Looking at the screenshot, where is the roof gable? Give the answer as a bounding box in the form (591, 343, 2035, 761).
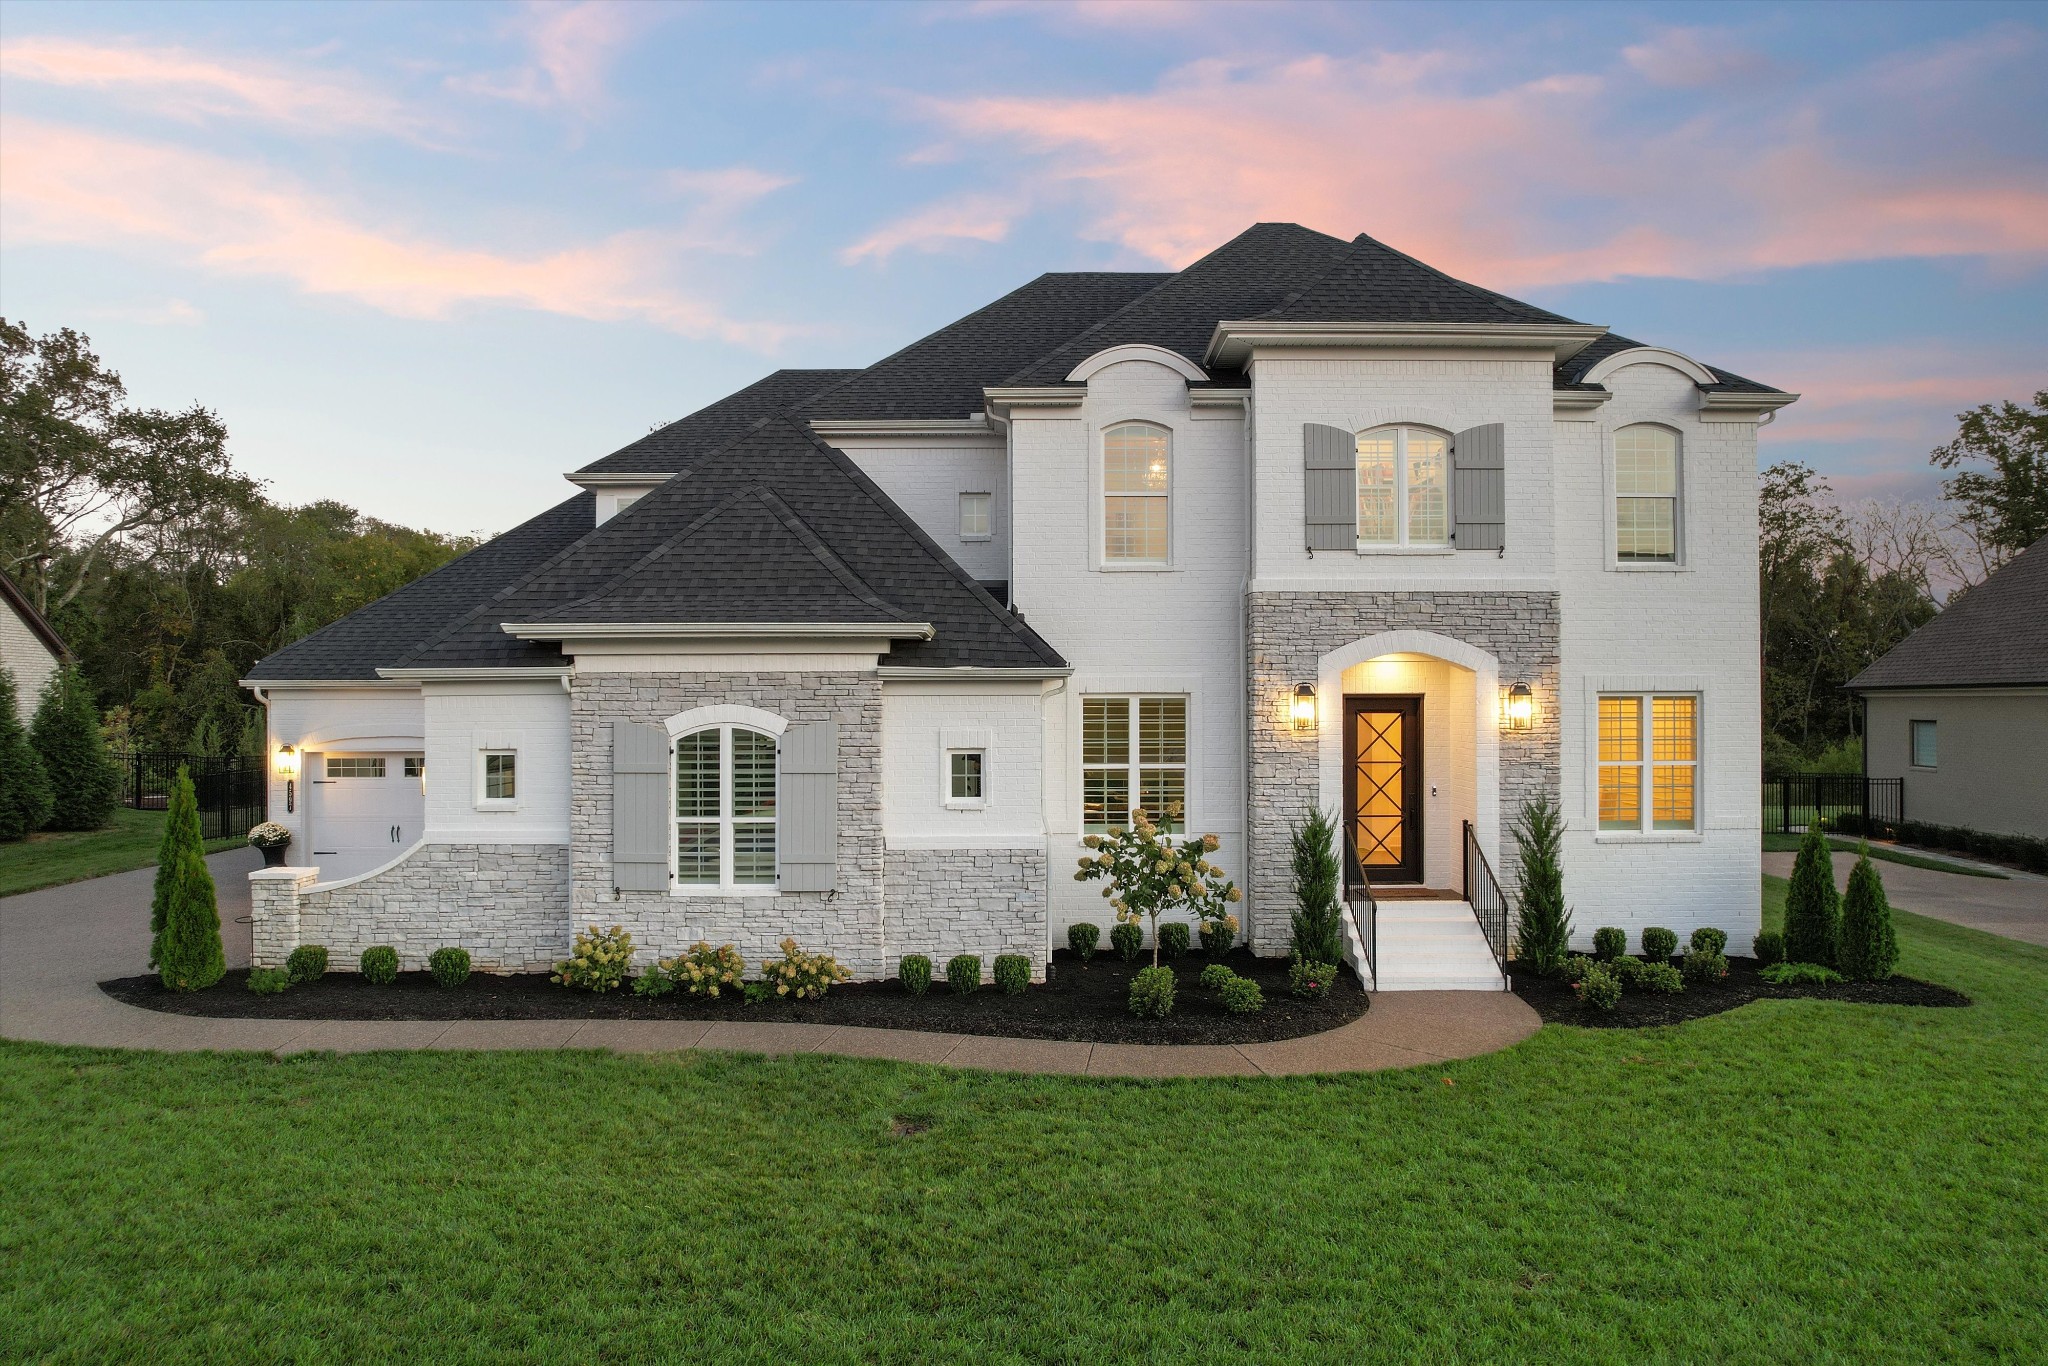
(1849, 537, 2048, 690)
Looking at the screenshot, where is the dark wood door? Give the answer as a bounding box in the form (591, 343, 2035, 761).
(1345, 696, 1423, 886)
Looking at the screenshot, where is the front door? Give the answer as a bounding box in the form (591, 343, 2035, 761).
(1345, 696, 1423, 886)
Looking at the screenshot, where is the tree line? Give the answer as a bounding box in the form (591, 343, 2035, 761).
(2, 319, 479, 759)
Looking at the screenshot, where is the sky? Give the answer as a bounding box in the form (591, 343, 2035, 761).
(2, 0, 2044, 539)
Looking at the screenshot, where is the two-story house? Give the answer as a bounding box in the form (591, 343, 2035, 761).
(242, 224, 1795, 990)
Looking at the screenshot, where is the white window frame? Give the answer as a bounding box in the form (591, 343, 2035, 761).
(945, 749, 987, 808)
(1595, 693, 1700, 836)
(1100, 420, 1172, 568)
(1081, 694, 1188, 833)
(1354, 425, 1451, 550)
(475, 750, 518, 811)
(1910, 719, 1937, 770)
(325, 756, 386, 779)
(671, 723, 780, 895)
(959, 491, 993, 542)
(1611, 423, 1684, 568)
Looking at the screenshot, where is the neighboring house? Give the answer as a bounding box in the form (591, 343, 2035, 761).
(0, 571, 70, 725)
(1848, 537, 2048, 839)
(242, 224, 1795, 990)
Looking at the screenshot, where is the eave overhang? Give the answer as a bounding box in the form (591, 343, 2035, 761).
(565, 472, 677, 489)
(1205, 320, 1610, 368)
(806, 416, 994, 440)
(501, 620, 936, 643)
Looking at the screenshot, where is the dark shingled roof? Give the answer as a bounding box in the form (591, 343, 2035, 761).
(578, 368, 859, 474)
(1554, 332, 1784, 396)
(1258, 233, 1579, 326)
(389, 416, 1066, 673)
(1001, 223, 1350, 387)
(244, 493, 597, 681)
(801, 272, 1170, 421)
(1848, 538, 2048, 690)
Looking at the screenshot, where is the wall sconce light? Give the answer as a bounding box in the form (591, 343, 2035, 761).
(1290, 682, 1318, 734)
(1504, 682, 1534, 732)
(275, 745, 298, 813)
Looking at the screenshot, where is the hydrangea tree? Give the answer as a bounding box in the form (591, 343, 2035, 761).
(1073, 804, 1241, 969)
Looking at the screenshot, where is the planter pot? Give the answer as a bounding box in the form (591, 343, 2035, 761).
(259, 844, 289, 868)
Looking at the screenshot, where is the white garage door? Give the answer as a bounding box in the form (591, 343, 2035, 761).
(306, 751, 426, 881)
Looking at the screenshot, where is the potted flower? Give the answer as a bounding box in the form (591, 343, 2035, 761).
(247, 822, 293, 867)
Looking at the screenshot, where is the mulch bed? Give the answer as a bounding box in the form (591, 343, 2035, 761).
(1510, 955, 1971, 1029)
(100, 947, 1368, 1045)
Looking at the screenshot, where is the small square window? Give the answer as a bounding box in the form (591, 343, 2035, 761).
(483, 751, 517, 800)
(949, 750, 985, 803)
(960, 492, 992, 540)
(403, 757, 425, 779)
(1910, 720, 1937, 769)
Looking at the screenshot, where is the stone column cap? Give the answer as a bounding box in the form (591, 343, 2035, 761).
(249, 866, 320, 885)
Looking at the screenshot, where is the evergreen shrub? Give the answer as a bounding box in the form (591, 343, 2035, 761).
(1592, 927, 1626, 961)
(151, 767, 223, 992)
(1640, 927, 1678, 962)
(899, 954, 932, 996)
(1110, 923, 1142, 962)
(28, 666, 120, 831)
(1752, 930, 1787, 965)
(1066, 923, 1100, 961)
(1511, 796, 1574, 973)
(946, 954, 982, 994)
(993, 954, 1031, 994)
(1158, 923, 1190, 960)
(1219, 976, 1264, 1014)
(428, 947, 471, 989)
(1838, 848, 1899, 981)
(0, 669, 53, 840)
(361, 946, 399, 985)
(1785, 826, 1841, 968)
(1128, 966, 1175, 1018)
(285, 945, 327, 984)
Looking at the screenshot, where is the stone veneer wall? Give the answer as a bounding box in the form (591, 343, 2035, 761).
(570, 672, 893, 979)
(1245, 591, 1561, 955)
(248, 843, 571, 971)
(884, 846, 1050, 979)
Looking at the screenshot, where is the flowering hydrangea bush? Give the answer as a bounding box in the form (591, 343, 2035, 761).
(1073, 804, 1241, 969)
(554, 924, 636, 993)
(662, 941, 746, 998)
(759, 937, 852, 1000)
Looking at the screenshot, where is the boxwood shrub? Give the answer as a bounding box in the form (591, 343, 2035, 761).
(1640, 927, 1677, 962)
(1753, 929, 1787, 965)
(1158, 923, 1190, 960)
(1110, 922, 1143, 962)
(1592, 926, 1626, 961)
(246, 967, 291, 995)
(428, 947, 471, 989)
(1219, 975, 1265, 1014)
(1577, 963, 1622, 1010)
(1066, 922, 1100, 961)
(946, 954, 982, 995)
(360, 945, 399, 985)
(1128, 965, 1175, 1018)
(1198, 963, 1236, 991)
(1690, 927, 1729, 957)
(1682, 948, 1729, 988)
(993, 954, 1030, 994)
(899, 954, 932, 996)
(285, 945, 328, 984)
(1638, 961, 1684, 995)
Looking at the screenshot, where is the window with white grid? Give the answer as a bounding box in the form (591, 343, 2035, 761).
(675, 726, 777, 887)
(1103, 423, 1170, 563)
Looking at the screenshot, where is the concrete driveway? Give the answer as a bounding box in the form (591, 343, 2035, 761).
(0, 849, 1541, 1073)
(1762, 847, 2048, 948)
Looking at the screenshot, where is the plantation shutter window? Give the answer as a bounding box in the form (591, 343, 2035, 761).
(1451, 422, 1506, 552)
(673, 724, 789, 890)
(1082, 696, 1187, 833)
(1303, 423, 1357, 551)
(1615, 425, 1679, 561)
(777, 721, 838, 892)
(612, 722, 672, 891)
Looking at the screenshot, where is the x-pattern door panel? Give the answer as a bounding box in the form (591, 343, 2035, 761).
(1345, 697, 1422, 886)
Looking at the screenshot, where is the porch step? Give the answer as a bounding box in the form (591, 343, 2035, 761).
(1368, 900, 1507, 992)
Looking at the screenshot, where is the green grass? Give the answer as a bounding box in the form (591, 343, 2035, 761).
(4, 883, 2045, 1363)
(1762, 832, 2007, 879)
(0, 807, 242, 898)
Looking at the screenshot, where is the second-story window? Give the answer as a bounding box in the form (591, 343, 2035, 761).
(959, 491, 992, 541)
(1103, 422, 1170, 564)
(1356, 426, 1449, 547)
(1615, 425, 1679, 562)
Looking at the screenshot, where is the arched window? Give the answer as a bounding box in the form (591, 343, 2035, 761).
(674, 725, 777, 887)
(1615, 425, 1679, 562)
(1103, 422, 1170, 563)
(1355, 426, 1449, 546)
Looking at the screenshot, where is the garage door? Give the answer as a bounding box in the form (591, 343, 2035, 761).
(307, 751, 426, 881)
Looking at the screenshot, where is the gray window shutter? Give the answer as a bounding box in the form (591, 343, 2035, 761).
(1303, 422, 1357, 551)
(611, 722, 671, 892)
(1451, 423, 1506, 552)
(777, 722, 838, 892)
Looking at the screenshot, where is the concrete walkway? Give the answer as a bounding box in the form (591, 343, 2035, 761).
(0, 849, 1539, 1077)
(1763, 846, 2048, 948)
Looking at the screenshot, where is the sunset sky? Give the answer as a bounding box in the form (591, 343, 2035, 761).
(3, 0, 2043, 537)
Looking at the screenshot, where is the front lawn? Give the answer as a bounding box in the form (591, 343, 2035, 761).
(1761, 831, 2006, 878)
(3, 881, 2043, 1363)
(0, 808, 243, 898)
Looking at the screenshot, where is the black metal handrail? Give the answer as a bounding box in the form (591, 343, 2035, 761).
(1347, 880, 1378, 989)
(1462, 820, 1511, 989)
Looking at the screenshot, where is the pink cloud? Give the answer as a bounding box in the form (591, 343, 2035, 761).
(841, 193, 1017, 264)
(451, 1, 655, 116)
(0, 35, 433, 138)
(857, 32, 2048, 288)
(0, 119, 796, 348)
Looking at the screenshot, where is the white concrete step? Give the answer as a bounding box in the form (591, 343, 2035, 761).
(1367, 900, 1506, 992)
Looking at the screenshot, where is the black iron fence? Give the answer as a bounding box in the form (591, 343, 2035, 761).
(114, 751, 268, 842)
(1762, 773, 1904, 835)
(1462, 820, 1512, 989)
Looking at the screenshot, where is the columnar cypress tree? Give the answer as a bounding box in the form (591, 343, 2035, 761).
(28, 666, 121, 832)
(154, 767, 224, 991)
(1838, 845, 1899, 981)
(1288, 807, 1344, 965)
(1512, 795, 1574, 973)
(1784, 824, 1841, 968)
(0, 669, 55, 840)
